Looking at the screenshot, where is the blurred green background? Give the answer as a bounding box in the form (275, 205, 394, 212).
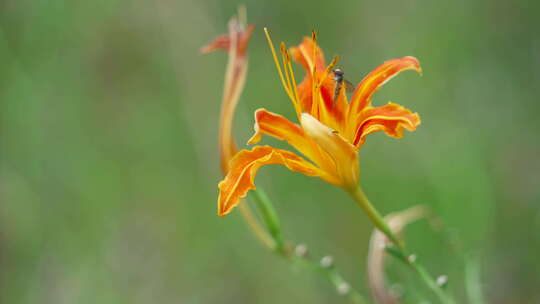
(1, 0, 539, 303)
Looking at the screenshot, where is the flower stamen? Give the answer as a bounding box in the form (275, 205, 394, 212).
(282, 45, 301, 116)
(311, 30, 319, 116)
(280, 43, 294, 99)
(264, 28, 302, 117)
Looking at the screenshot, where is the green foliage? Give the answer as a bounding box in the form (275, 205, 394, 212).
(0, 0, 539, 303)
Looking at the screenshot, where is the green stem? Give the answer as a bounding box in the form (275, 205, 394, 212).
(250, 189, 370, 303)
(251, 189, 285, 254)
(349, 186, 455, 304)
(411, 262, 454, 304)
(292, 255, 369, 304)
(348, 186, 404, 250)
(385, 245, 455, 304)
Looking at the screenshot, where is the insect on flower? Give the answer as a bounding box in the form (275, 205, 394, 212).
(217, 29, 422, 216)
(331, 68, 355, 103)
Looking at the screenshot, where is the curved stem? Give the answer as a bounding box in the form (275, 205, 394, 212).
(348, 186, 455, 304)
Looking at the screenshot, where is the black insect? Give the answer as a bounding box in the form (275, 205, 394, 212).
(332, 68, 355, 103)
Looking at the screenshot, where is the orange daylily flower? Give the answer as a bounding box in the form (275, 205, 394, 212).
(217, 29, 422, 216)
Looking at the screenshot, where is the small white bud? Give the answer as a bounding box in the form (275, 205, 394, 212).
(320, 255, 334, 268)
(436, 275, 448, 287)
(294, 244, 308, 257)
(337, 283, 350, 295)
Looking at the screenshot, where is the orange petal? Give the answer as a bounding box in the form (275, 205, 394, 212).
(248, 109, 336, 175)
(353, 102, 421, 146)
(201, 24, 255, 57)
(289, 37, 326, 74)
(296, 74, 315, 114)
(349, 57, 422, 116)
(200, 34, 230, 54)
(218, 146, 327, 216)
(300, 113, 359, 190)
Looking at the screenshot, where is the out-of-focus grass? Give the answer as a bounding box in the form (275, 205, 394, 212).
(0, 0, 539, 303)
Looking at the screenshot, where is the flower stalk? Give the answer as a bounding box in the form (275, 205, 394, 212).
(292, 253, 369, 304)
(249, 189, 369, 303)
(411, 262, 455, 304)
(367, 205, 429, 304)
(250, 189, 286, 254)
(348, 186, 404, 250)
(351, 186, 455, 304)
